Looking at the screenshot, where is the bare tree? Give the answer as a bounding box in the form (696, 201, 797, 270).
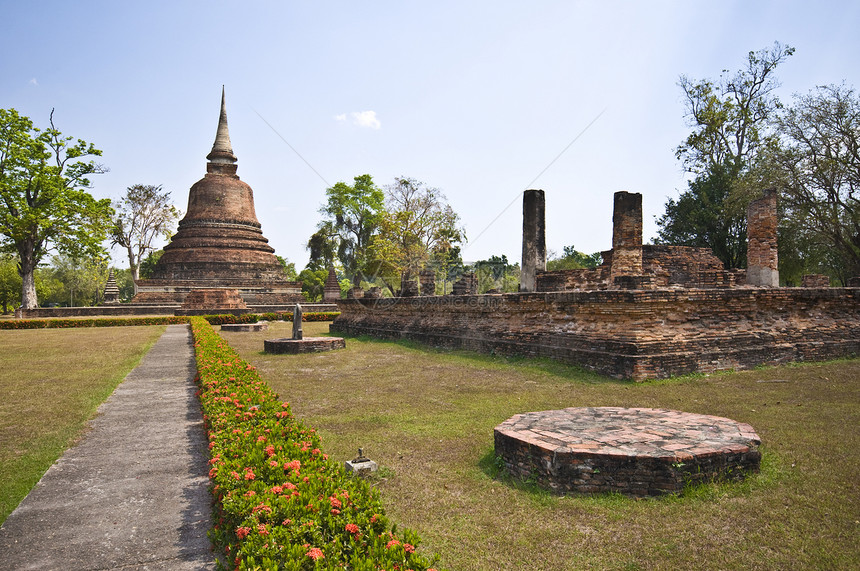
(111, 184, 180, 292)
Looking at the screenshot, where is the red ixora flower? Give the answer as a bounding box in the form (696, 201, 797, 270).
(345, 523, 359, 534)
(306, 547, 325, 560)
(236, 526, 251, 540)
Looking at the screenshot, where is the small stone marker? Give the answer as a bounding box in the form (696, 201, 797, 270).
(292, 303, 303, 340)
(344, 448, 378, 475)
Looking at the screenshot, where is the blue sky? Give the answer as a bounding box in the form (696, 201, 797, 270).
(2, 1, 858, 269)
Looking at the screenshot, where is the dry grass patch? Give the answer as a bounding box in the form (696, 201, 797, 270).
(0, 325, 166, 524)
(223, 321, 860, 570)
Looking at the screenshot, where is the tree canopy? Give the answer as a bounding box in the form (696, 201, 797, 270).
(754, 84, 860, 283)
(111, 184, 180, 288)
(0, 108, 111, 308)
(308, 174, 384, 286)
(546, 245, 602, 271)
(365, 177, 465, 295)
(657, 42, 794, 269)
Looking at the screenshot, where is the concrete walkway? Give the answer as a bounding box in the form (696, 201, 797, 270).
(0, 324, 215, 570)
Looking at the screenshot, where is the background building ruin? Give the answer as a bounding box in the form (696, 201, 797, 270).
(332, 189, 860, 381)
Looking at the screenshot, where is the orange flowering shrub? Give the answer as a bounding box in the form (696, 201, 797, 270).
(189, 317, 441, 570)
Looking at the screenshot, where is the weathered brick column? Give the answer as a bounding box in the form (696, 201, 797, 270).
(609, 191, 643, 282)
(419, 269, 436, 296)
(747, 189, 779, 287)
(520, 189, 546, 292)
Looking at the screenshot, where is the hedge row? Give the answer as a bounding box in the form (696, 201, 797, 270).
(189, 317, 441, 571)
(0, 312, 340, 330)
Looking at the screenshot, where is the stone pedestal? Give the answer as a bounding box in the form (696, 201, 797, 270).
(495, 407, 761, 496)
(263, 337, 346, 354)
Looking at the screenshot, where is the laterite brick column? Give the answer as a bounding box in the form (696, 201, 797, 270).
(520, 189, 546, 292)
(747, 188, 779, 287)
(609, 191, 643, 282)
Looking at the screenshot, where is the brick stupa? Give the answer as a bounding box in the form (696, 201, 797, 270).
(133, 88, 302, 306)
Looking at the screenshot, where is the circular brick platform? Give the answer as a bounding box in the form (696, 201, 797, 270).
(221, 322, 269, 332)
(264, 337, 346, 354)
(494, 407, 761, 496)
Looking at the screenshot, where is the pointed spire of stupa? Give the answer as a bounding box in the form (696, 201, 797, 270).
(206, 86, 237, 165)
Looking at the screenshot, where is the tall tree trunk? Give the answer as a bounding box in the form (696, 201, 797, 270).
(128, 245, 140, 295)
(18, 243, 38, 310)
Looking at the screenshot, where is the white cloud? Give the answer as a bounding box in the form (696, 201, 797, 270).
(351, 110, 380, 129)
(29, 78, 38, 86)
(335, 110, 381, 129)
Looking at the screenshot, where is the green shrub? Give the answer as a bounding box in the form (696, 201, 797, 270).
(189, 317, 441, 570)
(0, 312, 338, 330)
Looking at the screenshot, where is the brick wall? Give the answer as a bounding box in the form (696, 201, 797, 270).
(331, 288, 860, 381)
(536, 246, 744, 292)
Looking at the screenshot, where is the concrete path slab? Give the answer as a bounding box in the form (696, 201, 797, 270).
(0, 324, 215, 570)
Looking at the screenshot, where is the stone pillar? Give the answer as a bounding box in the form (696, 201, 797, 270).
(609, 191, 643, 282)
(400, 273, 419, 297)
(322, 267, 341, 302)
(801, 274, 830, 288)
(520, 189, 546, 292)
(419, 269, 436, 296)
(292, 303, 303, 340)
(747, 188, 779, 287)
(452, 273, 477, 295)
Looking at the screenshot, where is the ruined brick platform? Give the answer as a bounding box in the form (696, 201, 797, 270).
(263, 337, 346, 354)
(221, 322, 268, 332)
(331, 287, 860, 380)
(494, 407, 761, 497)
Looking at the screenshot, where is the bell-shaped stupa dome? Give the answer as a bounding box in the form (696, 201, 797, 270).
(133, 88, 302, 306)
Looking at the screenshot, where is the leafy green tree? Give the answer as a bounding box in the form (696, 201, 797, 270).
(308, 174, 384, 285)
(0, 253, 21, 313)
(428, 244, 464, 294)
(112, 267, 135, 301)
(546, 245, 602, 271)
(110, 184, 180, 291)
(657, 43, 794, 268)
(366, 177, 465, 295)
(762, 84, 860, 282)
(34, 266, 64, 306)
(471, 254, 520, 293)
(297, 267, 328, 302)
(275, 255, 298, 280)
(0, 108, 112, 308)
(138, 249, 163, 279)
(44, 253, 109, 306)
(656, 166, 748, 268)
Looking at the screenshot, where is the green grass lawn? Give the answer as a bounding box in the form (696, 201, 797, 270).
(222, 321, 860, 571)
(0, 325, 166, 525)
